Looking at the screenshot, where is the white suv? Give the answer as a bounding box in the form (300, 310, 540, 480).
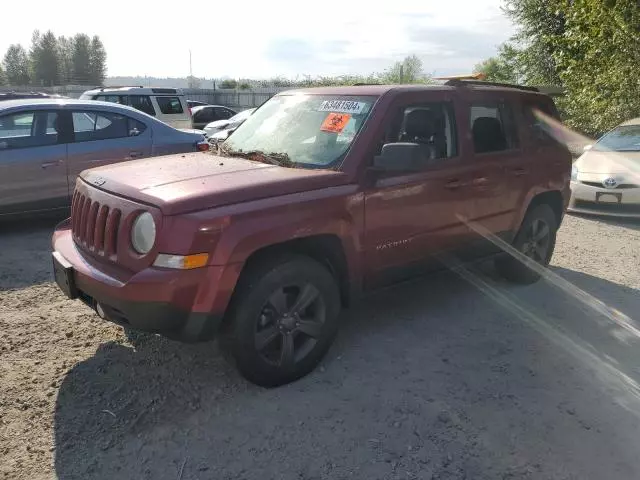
(80, 87, 192, 130)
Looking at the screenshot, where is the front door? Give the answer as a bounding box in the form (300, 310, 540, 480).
(66, 109, 152, 185)
(363, 92, 478, 288)
(0, 109, 69, 215)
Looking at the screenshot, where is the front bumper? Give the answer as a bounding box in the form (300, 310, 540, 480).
(568, 181, 640, 217)
(52, 222, 227, 342)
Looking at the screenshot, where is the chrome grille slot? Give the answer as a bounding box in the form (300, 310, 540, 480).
(71, 189, 122, 258)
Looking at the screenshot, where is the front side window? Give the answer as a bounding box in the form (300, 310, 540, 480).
(0, 111, 60, 149)
(129, 95, 156, 116)
(382, 102, 458, 160)
(156, 96, 184, 115)
(72, 111, 145, 142)
(470, 103, 519, 153)
(595, 125, 640, 152)
(223, 94, 376, 168)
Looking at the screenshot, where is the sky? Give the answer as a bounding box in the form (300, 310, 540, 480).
(2, 0, 514, 79)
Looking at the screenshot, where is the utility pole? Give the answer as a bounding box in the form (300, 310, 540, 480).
(188, 49, 193, 88)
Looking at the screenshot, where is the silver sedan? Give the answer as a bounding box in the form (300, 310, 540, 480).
(0, 99, 208, 218)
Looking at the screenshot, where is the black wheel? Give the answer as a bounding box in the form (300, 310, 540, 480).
(495, 204, 558, 284)
(223, 255, 341, 387)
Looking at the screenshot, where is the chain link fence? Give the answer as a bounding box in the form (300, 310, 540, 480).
(0, 85, 287, 110)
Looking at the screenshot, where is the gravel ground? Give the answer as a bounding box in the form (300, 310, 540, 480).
(1, 214, 639, 480)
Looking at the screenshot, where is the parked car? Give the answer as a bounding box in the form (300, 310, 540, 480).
(187, 100, 209, 110)
(0, 99, 208, 218)
(1, 91, 66, 101)
(569, 117, 640, 217)
(191, 105, 237, 130)
(206, 115, 252, 146)
(203, 108, 254, 137)
(52, 82, 571, 387)
(80, 87, 192, 129)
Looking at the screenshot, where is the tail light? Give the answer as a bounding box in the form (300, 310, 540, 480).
(197, 140, 209, 152)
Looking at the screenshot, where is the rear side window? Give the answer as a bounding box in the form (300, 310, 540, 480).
(470, 103, 519, 153)
(0, 111, 60, 149)
(96, 95, 126, 105)
(129, 95, 156, 116)
(523, 101, 558, 145)
(215, 107, 233, 120)
(156, 97, 184, 115)
(72, 111, 146, 142)
(193, 107, 215, 123)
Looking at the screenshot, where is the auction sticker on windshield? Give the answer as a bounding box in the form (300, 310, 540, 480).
(318, 100, 367, 114)
(321, 113, 351, 133)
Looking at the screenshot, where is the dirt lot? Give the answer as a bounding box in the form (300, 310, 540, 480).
(1, 214, 639, 480)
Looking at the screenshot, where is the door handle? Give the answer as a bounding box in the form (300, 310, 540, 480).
(129, 151, 144, 159)
(512, 168, 529, 177)
(444, 179, 464, 190)
(41, 161, 61, 169)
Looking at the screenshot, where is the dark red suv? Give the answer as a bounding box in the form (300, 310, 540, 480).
(52, 81, 572, 386)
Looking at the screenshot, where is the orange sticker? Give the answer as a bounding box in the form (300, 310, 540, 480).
(320, 113, 351, 133)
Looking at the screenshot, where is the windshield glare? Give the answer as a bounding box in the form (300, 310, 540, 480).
(223, 94, 376, 168)
(595, 125, 640, 152)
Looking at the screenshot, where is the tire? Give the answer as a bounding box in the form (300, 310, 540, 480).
(222, 255, 341, 387)
(495, 204, 558, 284)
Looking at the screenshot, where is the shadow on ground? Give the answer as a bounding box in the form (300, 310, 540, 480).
(54, 264, 640, 480)
(0, 214, 67, 290)
(569, 212, 640, 231)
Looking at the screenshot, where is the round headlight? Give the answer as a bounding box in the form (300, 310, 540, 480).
(131, 212, 156, 254)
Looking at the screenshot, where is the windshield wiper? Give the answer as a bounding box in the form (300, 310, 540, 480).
(218, 146, 294, 167)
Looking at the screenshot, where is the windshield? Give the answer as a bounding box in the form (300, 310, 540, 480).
(222, 94, 376, 168)
(595, 125, 640, 152)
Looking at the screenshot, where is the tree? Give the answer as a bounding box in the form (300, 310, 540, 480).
(31, 30, 61, 86)
(503, 0, 566, 85)
(57, 36, 74, 84)
(0, 64, 6, 86)
(552, 0, 640, 136)
(473, 43, 521, 83)
(380, 55, 428, 84)
(220, 79, 237, 89)
(71, 34, 91, 84)
(89, 36, 107, 85)
(2, 44, 30, 85)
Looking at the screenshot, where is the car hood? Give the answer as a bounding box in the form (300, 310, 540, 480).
(576, 150, 640, 174)
(204, 119, 230, 130)
(81, 153, 349, 215)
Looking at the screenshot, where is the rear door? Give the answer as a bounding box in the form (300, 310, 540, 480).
(66, 109, 152, 183)
(152, 95, 191, 129)
(0, 109, 69, 215)
(459, 89, 523, 254)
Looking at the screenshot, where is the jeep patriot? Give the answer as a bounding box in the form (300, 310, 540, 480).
(52, 82, 572, 386)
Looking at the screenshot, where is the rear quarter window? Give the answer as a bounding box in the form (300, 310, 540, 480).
(156, 97, 184, 115)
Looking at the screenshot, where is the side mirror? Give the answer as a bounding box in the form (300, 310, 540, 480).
(372, 143, 428, 172)
(583, 144, 593, 152)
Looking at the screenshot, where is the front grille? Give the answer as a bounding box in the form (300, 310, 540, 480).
(580, 181, 639, 189)
(71, 191, 122, 257)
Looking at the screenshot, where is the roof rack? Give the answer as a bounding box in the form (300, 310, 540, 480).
(98, 86, 144, 91)
(444, 79, 539, 92)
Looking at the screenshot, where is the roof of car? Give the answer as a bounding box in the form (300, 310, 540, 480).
(280, 82, 546, 96)
(621, 117, 640, 126)
(191, 104, 231, 111)
(0, 98, 147, 113)
(82, 86, 185, 95)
